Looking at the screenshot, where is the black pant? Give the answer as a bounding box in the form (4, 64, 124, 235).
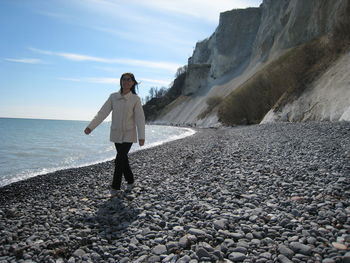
(112, 142, 134, 190)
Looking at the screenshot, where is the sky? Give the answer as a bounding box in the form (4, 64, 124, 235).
(0, 0, 262, 121)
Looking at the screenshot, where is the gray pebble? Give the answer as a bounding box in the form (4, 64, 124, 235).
(196, 248, 211, 259)
(277, 255, 293, 263)
(1, 122, 349, 263)
(289, 242, 312, 255)
(278, 244, 294, 258)
(228, 252, 246, 262)
(152, 244, 167, 255)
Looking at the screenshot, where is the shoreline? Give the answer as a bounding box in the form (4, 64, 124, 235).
(0, 125, 196, 188)
(0, 122, 349, 262)
(0, 127, 197, 199)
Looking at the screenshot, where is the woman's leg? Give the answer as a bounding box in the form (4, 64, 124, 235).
(112, 143, 133, 189)
(112, 146, 122, 190)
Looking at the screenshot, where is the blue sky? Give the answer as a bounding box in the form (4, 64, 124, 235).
(0, 0, 262, 121)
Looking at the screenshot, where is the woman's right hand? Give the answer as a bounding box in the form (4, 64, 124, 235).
(84, 127, 92, 135)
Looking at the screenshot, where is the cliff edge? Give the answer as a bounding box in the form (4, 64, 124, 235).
(145, 0, 350, 126)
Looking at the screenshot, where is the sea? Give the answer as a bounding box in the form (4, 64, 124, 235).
(0, 118, 195, 187)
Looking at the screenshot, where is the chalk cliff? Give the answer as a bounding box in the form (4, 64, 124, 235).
(261, 51, 350, 123)
(148, 0, 350, 126)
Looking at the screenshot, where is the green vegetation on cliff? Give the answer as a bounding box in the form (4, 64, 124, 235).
(143, 71, 186, 121)
(218, 1, 350, 126)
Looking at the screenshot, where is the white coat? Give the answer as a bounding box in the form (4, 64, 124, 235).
(87, 91, 145, 143)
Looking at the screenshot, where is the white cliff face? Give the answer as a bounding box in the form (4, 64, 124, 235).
(155, 96, 210, 127)
(261, 52, 350, 123)
(210, 8, 262, 79)
(251, 0, 347, 62)
(341, 107, 350, 121)
(155, 0, 350, 126)
(189, 8, 261, 82)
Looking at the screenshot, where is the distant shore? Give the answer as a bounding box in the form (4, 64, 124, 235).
(0, 122, 349, 262)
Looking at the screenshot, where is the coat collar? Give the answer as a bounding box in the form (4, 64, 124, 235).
(117, 91, 133, 100)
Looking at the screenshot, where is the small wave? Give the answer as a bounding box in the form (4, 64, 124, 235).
(12, 152, 47, 158)
(131, 127, 196, 153)
(0, 157, 116, 187)
(0, 126, 196, 187)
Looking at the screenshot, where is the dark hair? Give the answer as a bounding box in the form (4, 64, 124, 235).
(120, 72, 138, 94)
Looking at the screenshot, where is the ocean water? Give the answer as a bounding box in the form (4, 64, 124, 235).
(0, 118, 195, 187)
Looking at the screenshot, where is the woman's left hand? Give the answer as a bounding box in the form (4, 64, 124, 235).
(84, 127, 92, 135)
(139, 139, 145, 146)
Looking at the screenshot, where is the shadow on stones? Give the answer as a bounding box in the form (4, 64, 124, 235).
(35, 197, 140, 261)
(92, 196, 139, 240)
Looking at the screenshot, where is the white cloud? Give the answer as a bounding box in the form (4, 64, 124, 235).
(36, 10, 73, 22)
(59, 77, 118, 84)
(118, 58, 180, 72)
(93, 25, 195, 48)
(59, 76, 170, 86)
(81, 0, 261, 23)
(58, 53, 108, 62)
(139, 78, 171, 86)
(30, 47, 181, 72)
(4, 58, 45, 64)
(114, 0, 262, 23)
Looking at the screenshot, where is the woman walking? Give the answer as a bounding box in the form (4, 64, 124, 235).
(84, 73, 145, 197)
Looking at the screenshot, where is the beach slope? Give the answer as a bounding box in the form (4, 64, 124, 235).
(0, 122, 349, 262)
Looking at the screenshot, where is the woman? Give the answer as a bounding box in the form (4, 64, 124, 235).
(84, 73, 145, 197)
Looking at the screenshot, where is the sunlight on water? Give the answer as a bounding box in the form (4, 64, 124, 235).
(0, 118, 195, 187)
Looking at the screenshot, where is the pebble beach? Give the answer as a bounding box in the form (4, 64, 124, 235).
(0, 122, 349, 263)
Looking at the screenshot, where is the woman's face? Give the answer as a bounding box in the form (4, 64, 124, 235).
(121, 74, 135, 92)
